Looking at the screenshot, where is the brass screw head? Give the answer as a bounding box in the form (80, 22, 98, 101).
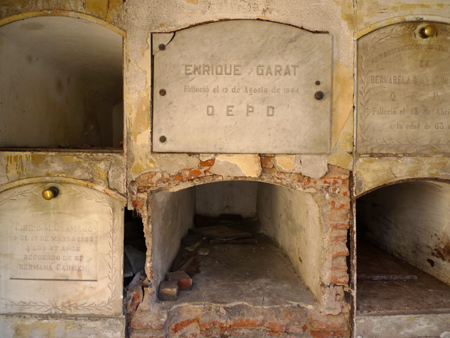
(42, 189, 55, 200)
(421, 25, 436, 38)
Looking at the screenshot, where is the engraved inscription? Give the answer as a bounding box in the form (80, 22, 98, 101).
(10, 212, 98, 281)
(153, 20, 332, 154)
(357, 22, 450, 154)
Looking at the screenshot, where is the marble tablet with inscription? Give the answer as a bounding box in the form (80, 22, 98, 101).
(152, 20, 332, 154)
(357, 22, 450, 154)
(0, 183, 124, 316)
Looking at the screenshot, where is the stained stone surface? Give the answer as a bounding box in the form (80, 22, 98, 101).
(153, 20, 332, 154)
(0, 183, 124, 316)
(357, 22, 450, 154)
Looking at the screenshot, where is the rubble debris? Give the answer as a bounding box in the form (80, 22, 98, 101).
(198, 247, 211, 255)
(166, 271, 192, 290)
(158, 280, 178, 301)
(190, 225, 252, 241)
(357, 273, 418, 281)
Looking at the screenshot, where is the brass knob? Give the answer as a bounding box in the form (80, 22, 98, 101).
(42, 187, 59, 200)
(420, 25, 436, 38)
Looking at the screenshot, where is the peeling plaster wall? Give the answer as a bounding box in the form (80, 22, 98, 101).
(195, 181, 257, 218)
(357, 181, 450, 285)
(150, 188, 195, 288)
(257, 184, 322, 301)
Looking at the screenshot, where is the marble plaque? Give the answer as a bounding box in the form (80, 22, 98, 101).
(0, 183, 124, 316)
(152, 20, 332, 154)
(357, 22, 450, 154)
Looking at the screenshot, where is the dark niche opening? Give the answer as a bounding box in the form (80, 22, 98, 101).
(356, 181, 450, 315)
(149, 181, 321, 307)
(0, 16, 123, 150)
(123, 209, 146, 288)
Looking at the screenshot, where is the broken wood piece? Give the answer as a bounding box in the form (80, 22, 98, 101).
(210, 238, 258, 245)
(190, 225, 252, 241)
(158, 280, 178, 301)
(357, 273, 418, 281)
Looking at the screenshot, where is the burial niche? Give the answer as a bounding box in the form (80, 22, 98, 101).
(149, 181, 322, 306)
(0, 16, 123, 149)
(356, 181, 450, 315)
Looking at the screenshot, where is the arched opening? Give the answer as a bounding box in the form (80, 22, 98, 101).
(149, 180, 321, 306)
(356, 180, 450, 315)
(0, 16, 123, 149)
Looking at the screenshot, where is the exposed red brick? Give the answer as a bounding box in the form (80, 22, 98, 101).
(231, 318, 264, 328)
(342, 191, 349, 197)
(262, 166, 277, 174)
(330, 209, 349, 223)
(199, 319, 228, 330)
(132, 199, 144, 210)
(137, 186, 149, 193)
(174, 173, 183, 182)
(309, 313, 346, 331)
(170, 318, 199, 333)
(331, 243, 349, 258)
(331, 271, 349, 284)
(331, 223, 350, 230)
(199, 328, 214, 337)
(261, 158, 274, 169)
(286, 324, 306, 334)
(188, 169, 202, 180)
(310, 330, 347, 338)
(266, 321, 286, 332)
(331, 257, 348, 272)
(331, 235, 347, 244)
(200, 159, 215, 167)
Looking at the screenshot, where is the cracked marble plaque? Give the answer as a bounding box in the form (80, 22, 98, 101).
(0, 183, 124, 315)
(153, 20, 332, 154)
(357, 22, 450, 154)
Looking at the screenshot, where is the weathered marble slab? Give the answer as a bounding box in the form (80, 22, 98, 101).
(357, 22, 450, 154)
(152, 20, 332, 154)
(0, 183, 124, 316)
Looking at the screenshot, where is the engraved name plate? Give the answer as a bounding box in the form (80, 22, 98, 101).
(0, 183, 124, 316)
(357, 22, 450, 154)
(10, 212, 98, 281)
(153, 20, 332, 154)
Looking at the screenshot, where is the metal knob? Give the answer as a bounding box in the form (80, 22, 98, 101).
(42, 187, 59, 200)
(420, 25, 436, 38)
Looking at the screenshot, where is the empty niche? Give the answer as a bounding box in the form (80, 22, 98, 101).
(356, 181, 450, 315)
(0, 16, 123, 149)
(149, 181, 321, 307)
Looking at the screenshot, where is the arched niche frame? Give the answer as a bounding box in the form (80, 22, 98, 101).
(0, 12, 126, 150)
